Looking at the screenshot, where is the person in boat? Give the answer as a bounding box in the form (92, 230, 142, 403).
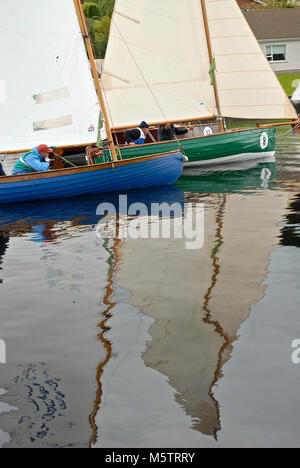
(124, 121, 150, 146)
(0, 162, 5, 176)
(158, 123, 194, 142)
(12, 145, 56, 175)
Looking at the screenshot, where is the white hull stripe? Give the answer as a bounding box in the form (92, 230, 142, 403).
(184, 151, 276, 167)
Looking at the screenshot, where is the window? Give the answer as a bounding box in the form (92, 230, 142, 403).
(266, 45, 287, 62)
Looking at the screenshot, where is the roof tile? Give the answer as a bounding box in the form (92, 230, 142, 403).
(244, 8, 300, 40)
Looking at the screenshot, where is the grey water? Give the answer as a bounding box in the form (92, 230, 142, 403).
(0, 129, 300, 448)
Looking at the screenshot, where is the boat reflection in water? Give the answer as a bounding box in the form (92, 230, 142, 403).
(92, 158, 295, 447)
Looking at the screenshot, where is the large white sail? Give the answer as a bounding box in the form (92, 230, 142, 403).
(0, 0, 103, 153)
(206, 0, 297, 120)
(102, 0, 216, 128)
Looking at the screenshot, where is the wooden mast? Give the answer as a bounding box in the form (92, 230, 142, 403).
(73, 0, 118, 162)
(200, 0, 224, 133)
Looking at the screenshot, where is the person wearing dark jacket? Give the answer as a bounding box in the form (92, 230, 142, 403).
(124, 121, 150, 146)
(0, 162, 5, 176)
(158, 123, 193, 142)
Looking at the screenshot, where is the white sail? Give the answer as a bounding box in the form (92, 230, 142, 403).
(292, 82, 300, 104)
(102, 0, 216, 128)
(206, 0, 297, 120)
(0, 0, 104, 153)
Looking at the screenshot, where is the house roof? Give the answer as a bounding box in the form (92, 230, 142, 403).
(244, 8, 300, 40)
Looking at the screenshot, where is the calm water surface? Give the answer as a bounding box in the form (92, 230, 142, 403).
(0, 129, 300, 448)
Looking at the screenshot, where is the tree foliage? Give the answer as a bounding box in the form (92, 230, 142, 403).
(81, 0, 115, 58)
(263, 0, 298, 8)
(82, 2, 100, 18)
(245, 0, 298, 9)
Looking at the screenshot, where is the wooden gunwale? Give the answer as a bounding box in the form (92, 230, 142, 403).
(0, 151, 180, 184)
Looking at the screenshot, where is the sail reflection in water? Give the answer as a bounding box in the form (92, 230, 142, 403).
(91, 157, 299, 448)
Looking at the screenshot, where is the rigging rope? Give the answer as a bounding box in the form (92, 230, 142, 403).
(278, 121, 300, 137)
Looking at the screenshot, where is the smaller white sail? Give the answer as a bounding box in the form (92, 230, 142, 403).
(206, 0, 298, 121)
(292, 82, 300, 104)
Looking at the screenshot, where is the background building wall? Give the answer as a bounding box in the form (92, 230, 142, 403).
(259, 39, 300, 72)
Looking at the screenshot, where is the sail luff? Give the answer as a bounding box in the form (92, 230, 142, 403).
(73, 0, 118, 162)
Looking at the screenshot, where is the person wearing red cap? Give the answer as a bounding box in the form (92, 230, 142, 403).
(12, 145, 56, 175)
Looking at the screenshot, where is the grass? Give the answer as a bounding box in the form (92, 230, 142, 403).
(277, 73, 300, 97)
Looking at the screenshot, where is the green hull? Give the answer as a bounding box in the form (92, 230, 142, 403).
(105, 127, 276, 165)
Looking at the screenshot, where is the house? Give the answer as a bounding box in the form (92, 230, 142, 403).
(244, 8, 300, 73)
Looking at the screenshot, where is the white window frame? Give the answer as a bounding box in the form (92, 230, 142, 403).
(265, 44, 287, 63)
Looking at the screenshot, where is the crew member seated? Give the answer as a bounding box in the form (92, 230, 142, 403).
(12, 145, 56, 175)
(158, 123, 194, 142)
(124, 121, 150, 146)
(0, 162, 5, 176)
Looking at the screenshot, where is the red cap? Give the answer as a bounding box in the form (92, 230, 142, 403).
(37, 144, 54, 154)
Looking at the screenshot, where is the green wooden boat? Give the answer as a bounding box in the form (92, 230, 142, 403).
(103, 127, 276, 166)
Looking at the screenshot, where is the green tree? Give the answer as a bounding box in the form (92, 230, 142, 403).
(81, 0, 115, 58)
(98, 0, 115, 17)
(82, 2, 100, 19)
(93, 15, 111, 58)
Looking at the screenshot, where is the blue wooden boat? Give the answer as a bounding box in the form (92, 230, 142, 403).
(0, 151, 183, 204)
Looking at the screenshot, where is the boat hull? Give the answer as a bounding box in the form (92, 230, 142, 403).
(112, 127, 277, 166)
(0, 152, 183, 204)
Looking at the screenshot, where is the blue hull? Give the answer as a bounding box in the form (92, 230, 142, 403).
(0, 152, 183, 204)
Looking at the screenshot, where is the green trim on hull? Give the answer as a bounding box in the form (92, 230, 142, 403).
(107, 128, 276, 164)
